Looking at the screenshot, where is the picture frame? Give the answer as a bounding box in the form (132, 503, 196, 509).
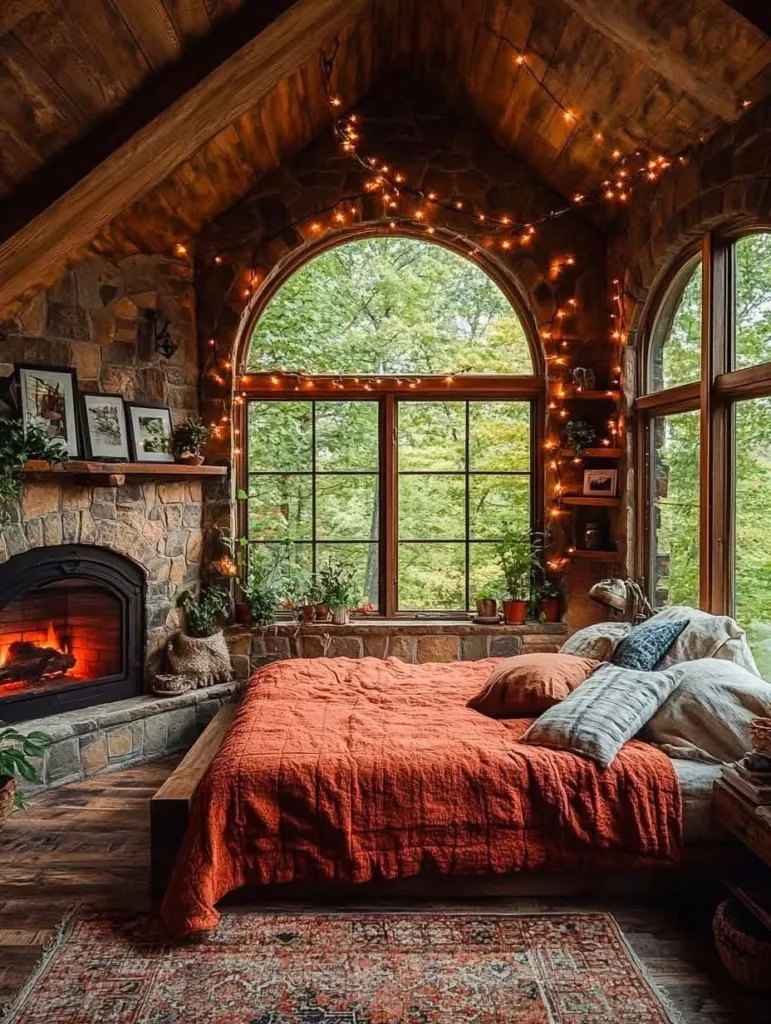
(14, 363, 82, 458)
(126, 403, 175, 464)
(81, 392, 130, 462)
(583, 468, 618, 497)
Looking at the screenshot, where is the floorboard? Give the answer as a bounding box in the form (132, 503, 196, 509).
(0, 757, 769, 1022)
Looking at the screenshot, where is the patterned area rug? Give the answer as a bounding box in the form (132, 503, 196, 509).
(4, 910, 682, 1023)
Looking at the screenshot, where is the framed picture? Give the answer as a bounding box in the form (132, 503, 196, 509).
(583, 468, 618, 497)
(127, 403, 175, 463)
(15, 363, 81, 457)
(81, 392, 130, 461)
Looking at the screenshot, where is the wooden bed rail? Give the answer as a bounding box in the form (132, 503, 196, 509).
(150, 702, 236, 901)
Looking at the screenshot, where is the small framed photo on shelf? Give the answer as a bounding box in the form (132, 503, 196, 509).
(81, 392, 130, 461)
(583, 468, 618, 497)
(127, 403, 175, 463)
(15, 363, 82, 457)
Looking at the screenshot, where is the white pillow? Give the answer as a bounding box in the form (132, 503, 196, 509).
(642, 658, 771, 764)
(559, 622, 631, 662)
(648, 605, 760, 676)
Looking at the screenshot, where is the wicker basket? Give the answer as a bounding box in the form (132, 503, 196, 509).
(750, 717, 771, 755)
(152, 673, 191, 697)
(713, 897, 771, 990)
(0, 776, 15, 828)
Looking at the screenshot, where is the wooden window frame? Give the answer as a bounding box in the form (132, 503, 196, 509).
(637, 226, 771, 616)
(237, 375, 545, 619)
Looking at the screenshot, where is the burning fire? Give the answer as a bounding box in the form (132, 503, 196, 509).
(0, 621, 76, 675)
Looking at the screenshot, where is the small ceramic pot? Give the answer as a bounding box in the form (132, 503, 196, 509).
(331, 607, 349, 625)
(300, 605, 315, 624)
(177, 452, 205, 466)
(475, 598, 497, 619)
(314, 603, 330, 622)
(152, 673, 192, 697)
(503, 599, 528, 624)
(539, 598, 560, 623)
(0, 776, 15, 828)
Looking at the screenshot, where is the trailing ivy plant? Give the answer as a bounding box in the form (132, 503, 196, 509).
(0, 418, 67, 524)
(0, 724, 52, 809)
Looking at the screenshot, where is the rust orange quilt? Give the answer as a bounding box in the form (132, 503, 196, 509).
(162, 656, 682, 935)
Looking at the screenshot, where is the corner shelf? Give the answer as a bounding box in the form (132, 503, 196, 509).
(559, 448, 623, 459)
(22, 460, 228, 488)
(562, 495, 620, 508)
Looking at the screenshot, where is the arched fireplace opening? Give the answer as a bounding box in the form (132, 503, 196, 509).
(0, 545, 145, 722)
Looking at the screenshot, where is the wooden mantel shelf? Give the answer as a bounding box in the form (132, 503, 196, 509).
(562, 495, 621, 507)
(23, 460, 228, 488)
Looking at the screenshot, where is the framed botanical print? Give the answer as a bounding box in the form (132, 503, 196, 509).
(15, 364, 81, 457)
(127, 403, 175, 463)
(81, 392, 130, 461)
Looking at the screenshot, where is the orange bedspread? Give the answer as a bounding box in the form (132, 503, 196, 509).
(162, 656, 682, 935)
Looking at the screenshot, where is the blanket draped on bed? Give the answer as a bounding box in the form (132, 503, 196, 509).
(162, 657, 682, 935)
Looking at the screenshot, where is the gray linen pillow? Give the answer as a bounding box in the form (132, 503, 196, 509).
(520, 662, 683, 768)
(559, 622, 631, 662)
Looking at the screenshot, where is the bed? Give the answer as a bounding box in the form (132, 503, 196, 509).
(158, 656, 731, 937)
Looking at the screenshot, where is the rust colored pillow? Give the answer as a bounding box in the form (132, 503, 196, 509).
(467, 653, 601, 718)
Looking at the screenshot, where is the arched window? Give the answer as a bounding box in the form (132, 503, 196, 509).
(238, 236, 541, 617)
(640, 230, 771, 677)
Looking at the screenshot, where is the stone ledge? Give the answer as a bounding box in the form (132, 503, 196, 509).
(228, 620, 569, 636)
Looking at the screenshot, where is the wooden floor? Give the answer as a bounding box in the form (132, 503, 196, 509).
(0, 757, 770, 1023)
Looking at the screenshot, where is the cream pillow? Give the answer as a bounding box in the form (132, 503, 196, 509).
(559, 622, 631, 662)
(648, 606, 760, 676)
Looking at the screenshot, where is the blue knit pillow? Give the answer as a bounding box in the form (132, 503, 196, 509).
(610, 619, 688, 671)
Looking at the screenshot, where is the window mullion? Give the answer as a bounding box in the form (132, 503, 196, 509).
(381, 396, 397, 616)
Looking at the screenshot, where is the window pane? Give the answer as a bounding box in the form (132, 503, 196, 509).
(649, 260, 701, 392)
(248, 236, 533, 375)
(469, 476, 529, 539)
(650, 411, 700, 608)
(248, 475, 312, 541)
(399, 475, 465, 539)
(470, 402, 530, 471)
(316, 543, 378, 609)
(398, 543, 465, 610)
(316, 475, 379, 541)
(249, 543, 312, 601)
(735, 398, 771, 676)
(315, 402, 378, 471)
(735, 234, 771, 371)
(398, 402, 465, 470)
(470, 544, 505, 605)
(248, 401, 312, 472)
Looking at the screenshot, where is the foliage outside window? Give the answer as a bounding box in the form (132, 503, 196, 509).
(243, 236, 537, 615)
(734, 233, 771, 370)
(649, 258, 702, 392)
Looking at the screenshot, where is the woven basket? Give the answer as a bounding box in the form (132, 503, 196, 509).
(713, 897, 771, 990)
(750, 717, 771, 755)
(0, 776, 15, 828)
(167, 629, 233, 689)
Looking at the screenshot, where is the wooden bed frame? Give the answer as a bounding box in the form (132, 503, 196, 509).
(150, 701, 747, 904)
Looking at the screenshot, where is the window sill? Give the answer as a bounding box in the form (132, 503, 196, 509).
(228, 620, 568, 636)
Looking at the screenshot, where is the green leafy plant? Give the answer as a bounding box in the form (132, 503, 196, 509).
(180, 586, 230, 638)
(475, 582, 502, 601)
(240, 554, 285, 626)
(173, 416, 212, 457)
(0, 418, 66, 524)
(0, 724, 51, 809)
(562, 420, 596, 454)
(496, 529, 543, 601)
(318, 557, 361, 610)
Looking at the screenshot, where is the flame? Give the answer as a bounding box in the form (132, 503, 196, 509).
(46, 621, 59, 650)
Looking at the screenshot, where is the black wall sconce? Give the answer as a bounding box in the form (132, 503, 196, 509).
(143, 308, 179, 359)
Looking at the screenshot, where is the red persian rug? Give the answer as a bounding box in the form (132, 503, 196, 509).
(4, 910, 681, 1023)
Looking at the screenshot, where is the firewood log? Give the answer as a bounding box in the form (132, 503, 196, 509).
(0, 641, 76, 682)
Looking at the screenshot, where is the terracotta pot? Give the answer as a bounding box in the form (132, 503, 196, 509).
(475, 598, 497, 619)
(331, 607, 349, 625)
(503, 599, 528, 624)
(314, 603, 330, 622)
(177, 452, 205, 466)
(300, 605, 315, 624)
(0, 776, 15, 827)
(539, 598, 560, 623)
(234, 601, 252, 625)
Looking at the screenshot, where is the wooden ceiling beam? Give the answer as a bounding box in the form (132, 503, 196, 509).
(722, 1, 771, 38)
(559, 0, 742, 120)
(0, 0, 368, 315)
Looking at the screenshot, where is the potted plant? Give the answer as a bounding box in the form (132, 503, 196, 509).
(168, 586, 232, 687)
(535, 578, 561, 622)
(496, 528, 542, 624)
(0, 419, 66, 525)
(173, 416, 212, 466)
(474, 583, 499, 620)
(0, 724, 51, 825)
(241, 558, 285, 627)
(318, 557, 361, 625)
(562, 420, 596, 455)
(300, 575, 323, 623)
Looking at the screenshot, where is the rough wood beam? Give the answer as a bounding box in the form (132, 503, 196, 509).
(560, 0, 741, 120)
(0, 0, 47, 36)
(0, 0, 368, 315)
(723, 1, 771, 38)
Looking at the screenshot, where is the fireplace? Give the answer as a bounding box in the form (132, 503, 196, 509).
(0, 545, 145, 722)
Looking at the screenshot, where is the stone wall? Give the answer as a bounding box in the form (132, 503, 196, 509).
(608, 94, 771, 573)
(225, 621, 568, 680)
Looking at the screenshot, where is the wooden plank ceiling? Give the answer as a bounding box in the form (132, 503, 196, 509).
(0, 0, 770, 313)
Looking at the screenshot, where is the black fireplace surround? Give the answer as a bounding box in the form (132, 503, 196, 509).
(0, 544, 145, 722)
